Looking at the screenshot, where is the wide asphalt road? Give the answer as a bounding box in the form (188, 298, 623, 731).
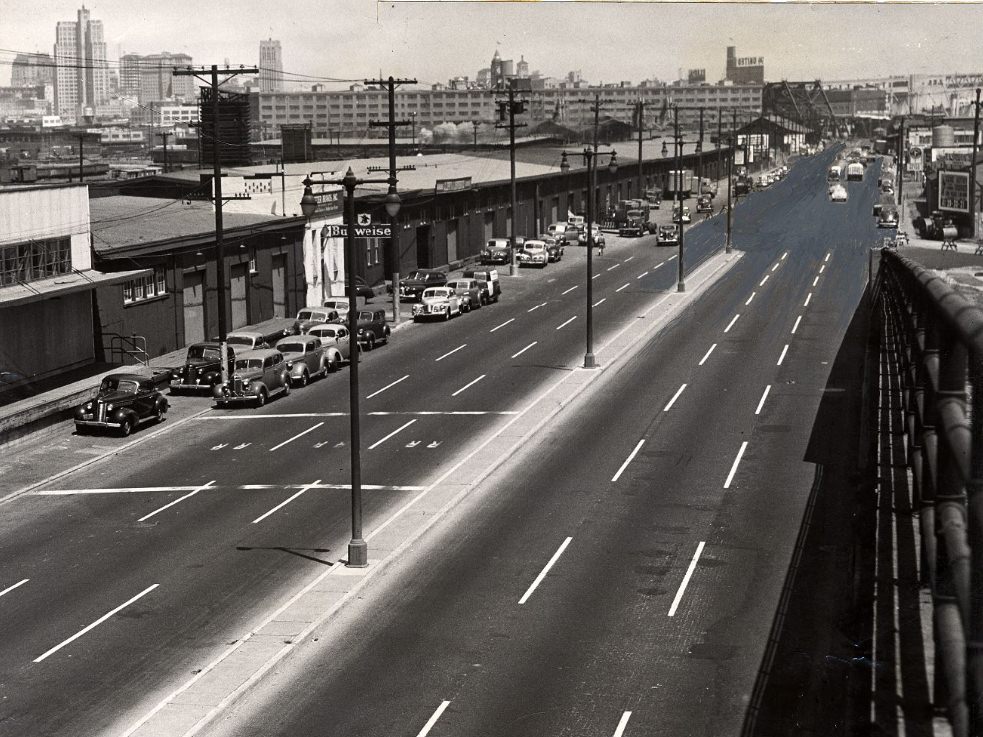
(0, 162, 734, 735)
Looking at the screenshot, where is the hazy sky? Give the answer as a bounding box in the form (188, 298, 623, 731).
(1, 1, 982, 88)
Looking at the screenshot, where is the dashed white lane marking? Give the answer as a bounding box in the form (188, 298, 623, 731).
(804, 293, 812, 307)
(745, 292, 756, 306)
(755, 385, 772, 415)
(519, 536, 572, 604)
(593, 298, 606, 307)
(668, 541, 705, 617)
(611, 439, 645, 482)
(623, 256, 635, 262)
(368, 419, 417, 450)
(490, 318, 516, 332)
(511, 342, 537, 359)
(698, 343, 717, 366)
(771, 262, 779, 271)
(777, 344, 790, 366)
(435, 344, 467, 361)
(34, 584, 160, 663)
(606, 263, 620, 271)
(616, 283, 630, 292)
(791, 315, 802, 334)
(724, 441, 749, 489)
(819, 264, 826, 274)
(527, 302, 547, 312)
(812, 276, 819, 287)
(269, 422, 324, 452)
(138, 480, 215, 522)
(562, 285, 579, 295)
(724, 314, 740, 333)
(613, 711, 633, 737)
(824, 252, 831, 262)
(592, 274, 601, 280)
(0, 579, 29, 599)
(781, 251, 788, 260)
(252, 479, 321, 524)
(556, 316, 578, 330)
(759, 275, 769, 287)
(663, 384, 687, 412)
(636, 271, 649, 280)
(199, 413, 349, 419)
(38, 483, 427, 494)
(668, 254, 677, 260)
(452, 375, 486, 397)
(366, 374, 409, 399)
(416, 701, 452, 737)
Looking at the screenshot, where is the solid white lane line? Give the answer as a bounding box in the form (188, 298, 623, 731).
(824, 252, 831, 262)
(593, 298, 606, 307)
(527, 302, 547, 312)
(368, 419, 417, 450)
(252, 480, 321, 524)
(519, 537, 572, 604)
(0, 579, 29, 599)
(755, 385, 772, 415)
(698, 343, 717, 366)
(623, 256, 635, 262)
(452, 375, 486, 397)
(724, 313, 740, 333)
(611, 439, 645, 482)
(269, 422, 324, 452)
(636, 271, 649, 280)
(781, 251, 788, 260)
(724, 442, 749, 489)
(511, 342, 537, 359)
(819, 264, 826, 274)
(812, 276, 819, 287)
(804, 293, 812, 307)
(369, 410, 519, 416)
(198, 413, 349, 419)
(759, 274, 769, 287)
(771, 262, 779, 271)
(791, 315, 802, 334)
(777, 344, 789, 365)
(562, 285, 579, 295)
(592, 274, 601, 280)
(616, 283, 630, 292)
(366, 374, 409, 399)
(38, 486, 200, 494)
(606, 263, 619, 271)
(663, 384, 687, 412)
(39, 483, 428, 495)
(668, 542, 705, 617)
(435, 344, 467, 361)
(668, 254, 677, 260)
(490, 318, 515, 332)
(138, 481, 215, 522)
(613, 711, 633, 737)
(745, 292, 755, 306)
(556, 316, 577, 330)
(34, 584, 160, 663)
(416, 701, 451, 737)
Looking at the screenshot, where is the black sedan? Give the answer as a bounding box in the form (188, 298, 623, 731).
(75, 373, 168, 436)
(398, 269, 448, 301)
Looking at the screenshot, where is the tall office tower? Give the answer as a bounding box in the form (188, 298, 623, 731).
(259, 39, 283, 93)
(11, 53, 56, 87)
(53, 5, 109, 121)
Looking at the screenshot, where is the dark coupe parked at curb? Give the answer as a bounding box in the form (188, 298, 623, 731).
(170, 342, 235, 394)
(75, 373, 168, 436)
(481, 238, 512, 265)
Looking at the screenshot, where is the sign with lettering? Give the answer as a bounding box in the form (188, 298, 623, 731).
(736, 56, 764, 67)
(939, 170, 970, 213)
(435, 176, 472, 193)
(325, 224, 393, 238)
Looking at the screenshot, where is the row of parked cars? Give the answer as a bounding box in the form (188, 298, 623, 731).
(398, 268, 503, 321)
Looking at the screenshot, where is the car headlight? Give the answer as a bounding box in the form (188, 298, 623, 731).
(106, 403, 114, 411)
(85, 401, 93, 410)
(286, 361, 293, 369)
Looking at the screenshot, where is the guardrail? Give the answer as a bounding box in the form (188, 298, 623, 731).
(874, 247, 983, 737)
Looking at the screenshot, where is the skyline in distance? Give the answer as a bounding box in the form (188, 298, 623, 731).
(1, 1, 982, 90)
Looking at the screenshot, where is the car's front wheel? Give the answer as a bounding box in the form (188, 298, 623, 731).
(119, 417, 133, 437)
(297, 369, 309, 387)
(255, 389, 267, 407)
(155, 405, 165, 424)
(444, 307, 451, 321)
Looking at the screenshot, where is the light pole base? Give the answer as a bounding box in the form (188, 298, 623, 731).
(677, 280, 686, 293)
(583, 352, 599, 369)
(347, 538, 368, 567)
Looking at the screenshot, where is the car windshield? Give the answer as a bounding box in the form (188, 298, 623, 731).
(325, 301, 348, 311)
(297, 310, 315, 320)
(406, 271, 430, 280)
(226, 336, 253, 346)
(100, 377, 139, 394)
(187, 345, 220, 360)
(424, 288, 450, 299)
(357, 312, 373, 321)
(234, 358, 263, 371)
(314, 326, 340, 337)
(525, 242, 545, 251)
(278, 343, 303, 354)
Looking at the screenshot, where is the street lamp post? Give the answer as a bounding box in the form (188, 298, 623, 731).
(301, 170, 401, 568)
(674, 105, 686, 292)
(565, 147, 617, 369)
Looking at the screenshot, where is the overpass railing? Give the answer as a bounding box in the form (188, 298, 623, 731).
(875, 248, 983, 736)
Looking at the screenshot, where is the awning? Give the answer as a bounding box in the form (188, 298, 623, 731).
(0, 268, 149, 308)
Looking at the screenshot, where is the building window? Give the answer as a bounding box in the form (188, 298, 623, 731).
(123, 266, 167, 304)
(0, 236, 73, 287)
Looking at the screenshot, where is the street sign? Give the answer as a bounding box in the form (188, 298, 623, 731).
(325, 223, 393, 238)
(939, 170, 970, 214)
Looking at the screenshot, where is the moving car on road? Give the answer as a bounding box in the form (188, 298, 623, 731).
(75, 373, 168, 436)
(672, 205, 692, 224)
(656, 224, 679, 246)
(213, 348, 291, 407)
(576, 226, 604, 248)
(275, 335, 330, 387)
(830, 183, 848, 202)
(412, 287, 462, 321)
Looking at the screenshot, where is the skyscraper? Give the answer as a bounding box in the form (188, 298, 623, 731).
(259, 39, 283, 93)
(53, 5, 109, 121)
(11, 53, 56, 87)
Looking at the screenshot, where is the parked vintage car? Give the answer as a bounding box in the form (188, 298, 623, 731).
(656, 224, 679, 247)
(354, 308, 391, 349)
(461, 268, 502, 304)
(399, 269, 448, 301)
(517, 239, 549, 268)
(306, 324, 352, 368)
(226, 330, 275, 354)
(445, 279, 483, 312)
(274, 335, 329, 387)
(481, 238, 512, 265)
(213, 348, 291, 407)
(322, 298, 351, 322)
(169, 342, 235, 394)
(292, 307, 339, 335)
(75, 373, 168, 436)
(545, 240, 564, 262)
(412, 287, 462, 321)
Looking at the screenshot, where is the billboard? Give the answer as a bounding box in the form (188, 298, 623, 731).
(939, 170, 970, 213)
(687, 68, 706, 84)
(736, 56, 764, 67)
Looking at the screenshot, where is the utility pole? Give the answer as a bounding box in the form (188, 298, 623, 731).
(366, 75, 417, 325)
(696, 108, 704, 196)
(636, 100, 644, 199)
(496, 81, 528, 277)
(727, 108, 736, 254)
(897, 115, 905, 213)
(970, 89, 981, 240)
(579, 92, 616, 226)
(174, 64, 258, 384)
(159, 130, 171, 173)
(78, 133, 85, 182)
(717, 108, 722, 182)
(472, 120, 480, 150)
(674, 105, 685, 292)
